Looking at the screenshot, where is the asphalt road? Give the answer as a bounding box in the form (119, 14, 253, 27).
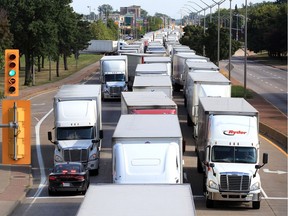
(220, 56, 287, 114)
(9, 70, 287, 216)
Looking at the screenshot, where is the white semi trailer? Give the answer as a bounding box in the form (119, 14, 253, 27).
(76, 184, 196, 216)
(112, 114, 184, 184)
(121, 91, 177, 114)
(185, 72, 231, 137)
(132, 75, 173, 99)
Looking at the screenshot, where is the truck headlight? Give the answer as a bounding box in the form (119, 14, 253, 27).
(250, 182, 260, 191)
(54, 155, 63, 162)
(208, 180, 218, 190)
(89, 153, 97, 160)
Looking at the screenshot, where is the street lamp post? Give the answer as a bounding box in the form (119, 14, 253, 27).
(188, 1, 206, 28)
(87, 6, 91, 21)
(244, 0, 248, 98)
(228, 0, 232, 80)
(184, 4, 200, 25)
(212, 0, 226, 66)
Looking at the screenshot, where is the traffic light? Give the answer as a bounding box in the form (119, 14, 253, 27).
(2, 100, 31, 165)
(4, 49, 19, 97)
(8, 106, 25, 160)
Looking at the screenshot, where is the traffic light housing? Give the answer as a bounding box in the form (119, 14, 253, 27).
(2, 100, 31, 164)
(4, 49, 19, 97)
(8, 106, 25, 160)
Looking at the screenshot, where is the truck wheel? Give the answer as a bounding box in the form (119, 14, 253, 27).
(252, 201, 260, 209)
(197, 157, 203, 173)
(173, 84, 180, 92)
(90, 168, 99, 176)
(187, 114, 192, 126)
(48, 189, 55, 196)
(206, 198, 214, 208)
(202, 176, 207, 192)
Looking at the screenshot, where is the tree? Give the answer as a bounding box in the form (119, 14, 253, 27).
(0, 0, 92, 85)
(141, 9, 148, 18)
(98, 4, 113, 21)
(0, 8, 13, 69)
(91, 19, 117, 40)
(179, 25, 205, 55)
(247, 2, 287, 57)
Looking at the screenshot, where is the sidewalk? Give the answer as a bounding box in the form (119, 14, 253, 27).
(0, 60, 286, 216)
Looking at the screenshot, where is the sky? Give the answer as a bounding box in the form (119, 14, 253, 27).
(70, 0, 274, 19)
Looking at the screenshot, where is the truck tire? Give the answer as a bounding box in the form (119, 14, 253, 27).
(206, 198, 214, 208)
(187, 114, 192, 126)
(252, 201, 260, 209)
(202, 176, 207, 192)
(90, 168, 99, 176)
(48, 189, 55, 196)
(197, 157, 203, 173)
(173, 83, 180, 92)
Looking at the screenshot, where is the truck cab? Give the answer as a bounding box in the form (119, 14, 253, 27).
(48, 85, 103, 175)
(100, 55, 128, 100)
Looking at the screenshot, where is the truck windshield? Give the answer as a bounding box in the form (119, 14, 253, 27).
(211, 146, 257, 163)
(57, 127, 94, 140)
(104, 74, 125, 82)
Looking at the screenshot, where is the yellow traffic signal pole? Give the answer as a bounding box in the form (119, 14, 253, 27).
(2, 100, 31, 164)
(1, 102, 18, 160)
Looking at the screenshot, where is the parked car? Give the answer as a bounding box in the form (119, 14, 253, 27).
(48, 162, 90, 195)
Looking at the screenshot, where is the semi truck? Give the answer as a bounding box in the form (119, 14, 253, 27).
(119, 53, 165, 90)
(76, 184, 196, 216)
(143, 56, 172, 76)
(185, 72, 231, 137)
(81, 40, 127, 54)
(132, 75, 173, 99)
(112, 114, 184, 184)
(183, 61, 219, 94)
(48, 85, 103, 175)
(196, 97, 268, 209)
(121, 91, 177, 114)
(99, 55, 128, 100)
(135, 63, 169, 76)
(172, 53, 209, 91)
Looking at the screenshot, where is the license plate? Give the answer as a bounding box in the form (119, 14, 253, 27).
(63, 183, 70, 187)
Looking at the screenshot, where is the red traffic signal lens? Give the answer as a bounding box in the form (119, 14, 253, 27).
(8, 86, 16, 93)
(9, 62, 16, 68)
(9, 54, 16, 60)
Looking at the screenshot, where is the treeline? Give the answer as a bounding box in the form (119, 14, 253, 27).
(180, 0, 287, 62)
(0, 0, 92, 85)
(0, 1, 167, 86)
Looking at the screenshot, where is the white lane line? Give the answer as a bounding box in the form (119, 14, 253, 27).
(262, 197, 288, 200)
(23, 109, 53, 216)
(27, 195, 84, 199)
(261, 187, 268, 199)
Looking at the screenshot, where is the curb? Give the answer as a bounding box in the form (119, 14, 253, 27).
(259, 123, 287, 152)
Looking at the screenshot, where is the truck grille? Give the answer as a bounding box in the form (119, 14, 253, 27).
(109, 86, 123, 97)
(63, 149, 88, 162)
(220, 173, 250, 191)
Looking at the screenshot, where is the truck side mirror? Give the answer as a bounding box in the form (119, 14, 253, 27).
(48, 131, 52, 142)
(254, 153, 269, 177)
(99, 130, 104, 139)
(262, 153, 268, 164)
(48, 131, 58, 145)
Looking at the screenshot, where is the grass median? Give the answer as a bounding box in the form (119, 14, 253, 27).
(0, 54, 102, 98)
